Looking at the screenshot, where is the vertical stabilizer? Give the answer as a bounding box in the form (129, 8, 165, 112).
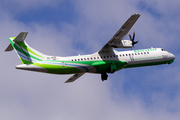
(5, 32, 48, 64)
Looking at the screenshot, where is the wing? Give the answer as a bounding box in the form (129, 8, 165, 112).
(64, 73, 85, 83)
(99, 13, 141, 52)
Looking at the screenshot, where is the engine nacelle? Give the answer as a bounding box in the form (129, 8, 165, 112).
(112, 40, 132, 48)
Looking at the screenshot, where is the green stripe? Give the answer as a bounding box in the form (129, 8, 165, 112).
(20, 58, 32, 64)
(9, 39, 42, 61)
(33, 60, 127, 74)
(33, 63, 81, 74)
(17, 41, 44, 58)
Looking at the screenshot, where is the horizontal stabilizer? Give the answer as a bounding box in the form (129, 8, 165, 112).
(14, 32, 28, 42)
(5, 43, 13, 51)
(5, 32, 28, 52)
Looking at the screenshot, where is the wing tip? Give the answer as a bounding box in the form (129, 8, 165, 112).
(64, 81, 72, 83)
(134, 13, 141, 16)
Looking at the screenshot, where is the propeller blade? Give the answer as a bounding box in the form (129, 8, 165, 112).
(132, 31, 135, 42)
(129, 31, 139, 48)
(128, 33, 132, 41)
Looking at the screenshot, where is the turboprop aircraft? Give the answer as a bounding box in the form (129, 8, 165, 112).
(5, 13, 175, 83)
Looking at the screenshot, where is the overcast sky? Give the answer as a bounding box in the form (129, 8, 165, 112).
(1, 0, 180, 120)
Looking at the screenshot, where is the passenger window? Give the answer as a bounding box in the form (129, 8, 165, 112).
(81, 58, 83, 61)
(72, 59, 74, 61)
(110, 55, 112, 58)
(123, 54, 124, 56)
(129, 54, 131, 56)
(132, 53, 134, 55)
(141, 53, 143, 55)
(104, 56, 106, 58)
(91, 58, 93, 60)
(126, 54, 128, 56)
(97, 57, 99, 59)
(147, 52, 149, 54)
(94, 57, 96, 59)
(135, 53, 137, 55)
(107, 56, 109, 58)
(84, 58, 86, 60)
(113, 55, 115, 57)
(138, 53, 140, 55)
(75, 59, 77, 61)
(119, 55, 121, 57)
(87, 58, 89, 60)
(144, 52, 146, 54)
(78, 59, 80, 61)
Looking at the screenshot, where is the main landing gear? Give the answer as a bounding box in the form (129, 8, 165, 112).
(101, 73, 108, 81)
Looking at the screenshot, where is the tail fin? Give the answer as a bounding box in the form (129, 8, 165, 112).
(5, 32, 47, 64)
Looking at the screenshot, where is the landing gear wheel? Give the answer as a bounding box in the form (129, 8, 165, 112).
(101, 73, 108, 81)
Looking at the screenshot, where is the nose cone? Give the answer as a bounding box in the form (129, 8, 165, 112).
(167, 53, 175, 64)
(170, 53, 175, 60)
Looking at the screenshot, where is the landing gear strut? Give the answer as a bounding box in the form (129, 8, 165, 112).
(101, 73, 108, 81)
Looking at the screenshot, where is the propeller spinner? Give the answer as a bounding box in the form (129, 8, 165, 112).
(128, 31, 138, 47)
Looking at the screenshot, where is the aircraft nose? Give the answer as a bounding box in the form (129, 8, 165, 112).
(168, 52, 175, 60)
(167, 53, 175, 64)
(171, 53, 175, 59)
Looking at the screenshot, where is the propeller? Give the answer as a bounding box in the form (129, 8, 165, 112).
(128, 31, 138, 48)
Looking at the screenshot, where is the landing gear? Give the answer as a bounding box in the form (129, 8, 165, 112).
(101, 73, 108, 81)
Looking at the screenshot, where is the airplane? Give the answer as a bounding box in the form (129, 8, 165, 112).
(5, 13, 175, 83)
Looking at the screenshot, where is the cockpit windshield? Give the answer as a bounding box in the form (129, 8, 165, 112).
(162, 48, 169, 53)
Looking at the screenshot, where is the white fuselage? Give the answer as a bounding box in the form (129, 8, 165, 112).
(61, 48, 175, 72)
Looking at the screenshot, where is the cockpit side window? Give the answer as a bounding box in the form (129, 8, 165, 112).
(161, 49, 164, 51)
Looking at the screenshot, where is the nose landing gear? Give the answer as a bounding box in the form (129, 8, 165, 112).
(101, 73, 108, 81)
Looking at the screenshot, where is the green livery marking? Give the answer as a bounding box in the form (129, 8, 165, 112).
(134, 48, 157, 53)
